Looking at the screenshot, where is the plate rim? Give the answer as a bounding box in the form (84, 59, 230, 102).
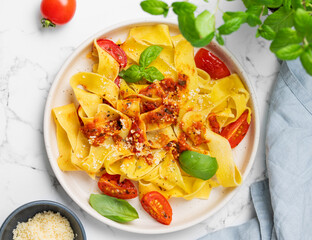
(43, 18, 260, 234)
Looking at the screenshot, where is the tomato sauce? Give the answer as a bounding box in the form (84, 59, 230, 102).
(80, 113, 122, 146)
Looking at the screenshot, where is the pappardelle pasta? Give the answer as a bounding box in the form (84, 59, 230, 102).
(52, 24, 251, 225)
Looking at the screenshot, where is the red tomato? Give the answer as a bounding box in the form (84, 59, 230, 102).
(40, 0, 76, 27)
(141, 191, 172, 225)
(96, 39, 127, 68)
(220, 110, 250, 148)
(195, 48, 230, 79)
(98, 173, 137, 199)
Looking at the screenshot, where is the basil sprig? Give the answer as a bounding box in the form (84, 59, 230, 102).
(89, 194, 139, 223)
(119, 45, 164, 83)
(179, 150, 218, 181)
(140, 0, 312, 76)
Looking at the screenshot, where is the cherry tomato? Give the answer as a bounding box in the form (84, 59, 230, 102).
(97, 39, 127, 68)
(141, 191, 172, 225)
(220, 110, 250, 148)
(195, 48, 230, 79)
(40, 0, 76, 27)
(98, 173, 137, 199)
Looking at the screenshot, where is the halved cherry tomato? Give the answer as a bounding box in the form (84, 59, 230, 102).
(96, 39, 127, 68)
(141, 191, 172, 225)
(220, 110, 250, 148)
(195, 48, 230, 79)
(40, 0, 76, 27)
(98, 173, 137, 199)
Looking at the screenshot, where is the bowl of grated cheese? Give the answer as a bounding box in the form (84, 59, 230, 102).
(0, 200, 86, 240)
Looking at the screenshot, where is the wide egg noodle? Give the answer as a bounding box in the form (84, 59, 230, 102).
(128, 24, 173, 47)
(93, 39, 119, 81)
(70, 72, 119, 109)
(52, 103, 81, 171)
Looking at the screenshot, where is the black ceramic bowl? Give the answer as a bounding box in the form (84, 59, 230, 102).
(0, 200, 86, 240)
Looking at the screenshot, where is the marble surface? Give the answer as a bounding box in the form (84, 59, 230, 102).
(0, 0, 280, 239)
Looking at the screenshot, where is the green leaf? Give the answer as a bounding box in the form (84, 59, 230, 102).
(268, 0, 283, 8)
(140, 0, 169, 17)
(270, 28, 303, 52)
(283, 0, 291, 10)
(294, 8, 312, 35)
(242, 0, 255, 8)
(216, 32, 225, 45)
(300, 47, 312, 75)
(179, 151, 218, 180)
(119, 65, 144, 83)
(140, 45, 163, 68)
(218, 17, 245, 35)
(264, 7, 294, 32)
(246, 5, 268, 17)
(247, 14, 262, 27)
(257, 24, 276, 40)
(89, 194, 139, 223)
(291, 0, 303, 9)
(195, 10, 215, 38)
(172, 1, 197, 15)
(178, 14, 199, 42)
(223, 11, 248, 22)
(191, 32, 215, 47)
(144, 66, 164, 82)
(275, 44, 304, 60)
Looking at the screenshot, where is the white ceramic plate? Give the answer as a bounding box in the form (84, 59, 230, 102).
(44, 20, 260, 234)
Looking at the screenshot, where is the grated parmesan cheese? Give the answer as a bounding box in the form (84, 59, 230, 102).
(12, 211, 75, 240)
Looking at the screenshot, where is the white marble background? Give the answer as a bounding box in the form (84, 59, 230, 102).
(0, 0, 280, 239)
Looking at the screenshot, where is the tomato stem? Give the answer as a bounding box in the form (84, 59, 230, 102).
(41, 18, 56, 28)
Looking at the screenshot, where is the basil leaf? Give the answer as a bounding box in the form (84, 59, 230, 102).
(270, 28, 302, 53)
(218, 17, 245, 35)
(246, 5, 268, 17)
(242, 0, 255, 8)
(268, 0, 283, 8)
(140, 45, 163, 68)
(263, 7, 294, 32)
(223, 11, 248, 22)
(119, 65, 144, 83)
(300, 47, 312, 75)
(89, 194, 139, 223)
(179, 151, 218, 180)
(144, 66, 164, 82)
(192, 33, 215, 47)
(195, 10, 215, 38)
(257, 24, 276, 40)
(178, 14, 200, 43)
(283, 0, 291, 11)
(140, 0, 169, 17)
(216, 32, 225, 45)
(275, 44, 303, 60)
(291, 0, 303, 9)
(294, 8, 312, 35)
(172, 1, 197, 15)
(247, 14, 262, 27)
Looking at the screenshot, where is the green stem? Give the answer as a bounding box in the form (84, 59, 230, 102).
(41, 18, 56, 28)
(303, 37, 309, 47)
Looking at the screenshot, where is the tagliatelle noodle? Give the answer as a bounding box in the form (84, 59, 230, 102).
(52, 24, 251, 200)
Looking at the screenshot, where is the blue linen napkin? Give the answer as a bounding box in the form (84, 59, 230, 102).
(199, 59, 312, 240)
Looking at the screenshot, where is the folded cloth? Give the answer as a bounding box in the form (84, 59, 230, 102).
(199, 59, 312, 240)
